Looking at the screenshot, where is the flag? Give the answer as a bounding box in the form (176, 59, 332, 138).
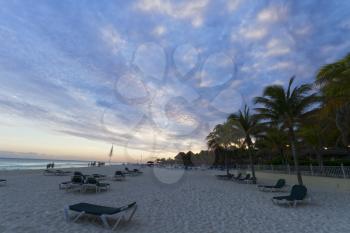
(108, 145, 113, 165)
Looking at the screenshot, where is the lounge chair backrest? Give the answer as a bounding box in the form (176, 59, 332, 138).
(86, 177, 98, 184)
(115, 171, 123, 176)
(275, 179, 286, 188)
(71, 175, 84, 184)
(245, 174, 250, 179)
(290, 185, 307, 200)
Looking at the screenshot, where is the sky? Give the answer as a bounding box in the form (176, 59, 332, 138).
(0, 0, 350, 162)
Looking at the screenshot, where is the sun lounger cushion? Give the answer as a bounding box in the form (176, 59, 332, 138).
(69, 202, 136, 216)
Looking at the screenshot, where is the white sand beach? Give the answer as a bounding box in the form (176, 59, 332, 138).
(0, 166, 350, 233)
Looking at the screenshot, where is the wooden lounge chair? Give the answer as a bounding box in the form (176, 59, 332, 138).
(272, 185, 308, 207)
(64, 202, 137, 230)
(258, 179, 289, 192)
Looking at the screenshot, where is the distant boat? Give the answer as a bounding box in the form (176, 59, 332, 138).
(108, 145, 113, 165)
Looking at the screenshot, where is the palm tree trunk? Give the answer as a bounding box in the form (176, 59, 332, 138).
(289, 128, 303, 185)
(248, 146, 256, 180)
(315, 149, 323, 171)
(225, 149, 229, 175)
(280, 147, 288, 166)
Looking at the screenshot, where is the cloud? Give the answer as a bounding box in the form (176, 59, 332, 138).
(257, 4, 289, 23)
(0, 0, 349, 158)
(135, 0, 209, 27)
(101, 25, 127, 54)
(238, 26, 268, 40)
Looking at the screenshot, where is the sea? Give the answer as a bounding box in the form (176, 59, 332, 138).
(0, 157, 91, 170)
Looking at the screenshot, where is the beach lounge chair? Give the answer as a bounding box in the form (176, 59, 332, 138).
(44, 169, 71, 176)
(237, 174, 250, 183)
(0, 179, 6, 185)
(215, 173, 234, 180)
(83, 177, 110, 193)
(113, 171, 126, 181)
(92, 174, 107, 180)
(244, 176, 257, 184)
(73, 171, 86, 178)
(43, 169, 56, 175)
(64, 202, 137, 231)
(60, 175, 84, 191)
(124, 168, 138, 176)
(232, 173, 242, 181)
(272, 185, 308, 207)
(55, 170, 71, 176)
(258, 179, 288, 192)
(133, 169, 143, 174)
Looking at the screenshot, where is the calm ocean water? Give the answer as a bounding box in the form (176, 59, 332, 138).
(0, 157, 90, 170)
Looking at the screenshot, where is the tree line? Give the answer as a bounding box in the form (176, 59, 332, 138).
(156, 53, 350, 185)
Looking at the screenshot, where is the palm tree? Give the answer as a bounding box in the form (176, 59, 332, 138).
(228, 105, 259, 182)
(316, 53, 350, 107)
(316, 53, 350, 146)
(206, 122, 235, 175)
(257, 127, 289, 166)
(254, 77, 318, 185)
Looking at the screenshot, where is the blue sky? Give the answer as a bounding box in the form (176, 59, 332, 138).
(0, 0, 349, 162)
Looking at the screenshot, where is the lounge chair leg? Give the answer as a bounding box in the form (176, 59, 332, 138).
(112, 216, 123, 231)
(101, 215, 110, 228)
(73, 211, 85, 222)
(64, 206, 70, 221)
(293, 201, 297, 207)
(127, 205, 138, 222)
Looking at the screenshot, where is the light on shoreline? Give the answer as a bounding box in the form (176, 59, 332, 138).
(324, 147, 328, 150)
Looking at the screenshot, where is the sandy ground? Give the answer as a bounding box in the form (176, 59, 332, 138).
(0, 165, 350, 233)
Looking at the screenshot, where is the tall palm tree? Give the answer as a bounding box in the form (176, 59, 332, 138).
(228, 105, 259, 182)
(316, 53, 350, 146)
(206, 122, 235, 175)
(254, 77, 318, 185)
(316, 53, 350, 107)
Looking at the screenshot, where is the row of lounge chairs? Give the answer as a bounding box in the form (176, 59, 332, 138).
(113, 168, 143, 180)
(216, 173, 256, 184)
(216, 172, 309, 207)
(60, 172, 110, 193)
